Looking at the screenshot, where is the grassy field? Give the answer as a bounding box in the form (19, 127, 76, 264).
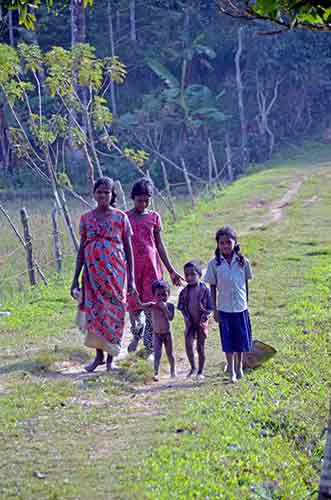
(1, 152, 331, 499)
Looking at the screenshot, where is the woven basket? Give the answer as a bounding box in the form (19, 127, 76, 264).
(244, 340, 277, 369)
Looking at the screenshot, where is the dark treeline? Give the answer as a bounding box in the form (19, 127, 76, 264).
(0, 0, 330, 191)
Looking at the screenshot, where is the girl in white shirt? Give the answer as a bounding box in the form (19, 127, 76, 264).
(204, 225, 253, 383)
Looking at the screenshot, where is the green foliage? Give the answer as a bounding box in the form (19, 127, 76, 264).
(2, 0, 92, 29)
(124, 148, 149, 167)
(93, 96, 113, 129)
(57, 171, 72, 189)
(0, 41, 133, 190)
(219, 0, 331, 29)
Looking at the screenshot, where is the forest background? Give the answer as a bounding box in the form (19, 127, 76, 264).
(1, 0, 331, 196)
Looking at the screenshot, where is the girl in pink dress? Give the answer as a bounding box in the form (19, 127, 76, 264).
(126, 178, 183, 356)
(71, 177, 136, 372)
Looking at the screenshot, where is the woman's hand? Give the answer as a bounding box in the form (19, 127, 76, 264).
(70, 279, 79, 299)
(213, 310, 220, 323)
(127, 279, 138, 297)
(170, 270, 184, 286)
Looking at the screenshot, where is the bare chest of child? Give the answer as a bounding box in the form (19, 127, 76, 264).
(151, 302, 174, 335)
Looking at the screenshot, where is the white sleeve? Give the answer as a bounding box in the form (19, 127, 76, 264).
(204, 259, 217, 285)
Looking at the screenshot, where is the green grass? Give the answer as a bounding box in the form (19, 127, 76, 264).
(1, 154, 331, 499)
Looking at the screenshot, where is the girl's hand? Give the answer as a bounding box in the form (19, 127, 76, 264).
(213, 310, 220, 323)
(170, 270, 184, 286)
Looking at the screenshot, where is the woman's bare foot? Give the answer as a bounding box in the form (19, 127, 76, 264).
(106, 355, 113, 372)
(186, 368, 197, 378)
(237, 367, 244, 379)
(85, 349, 105, 372)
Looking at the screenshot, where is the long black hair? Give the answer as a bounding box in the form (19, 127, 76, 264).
(131, 178, 153, 199)
(215, 225, 245, 266)
(93, 176, 117, 207)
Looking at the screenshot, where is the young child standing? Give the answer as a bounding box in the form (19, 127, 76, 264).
(178, 261, 213, 380)
(126, 178, 183, 357)
(204, 226, 253, 383)
(138, 280, 176, 381)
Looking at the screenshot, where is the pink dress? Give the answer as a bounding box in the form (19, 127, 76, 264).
(80, 209, 131, 346)
(126, 210, 163, 312)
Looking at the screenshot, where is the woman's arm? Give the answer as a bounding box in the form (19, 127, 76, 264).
(71, 241, 85, 298)
(154, 230, 183, 285)
(210, 285, 219, 322)
(123, 230, 137, 295)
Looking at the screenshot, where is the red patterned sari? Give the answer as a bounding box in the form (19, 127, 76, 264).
(80, 209, 131, 349)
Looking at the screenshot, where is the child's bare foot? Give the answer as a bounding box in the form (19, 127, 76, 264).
(128, 337, 139, 353)
(85, 350, 105, 372)
(186, 368, 197, 378)
(153, 373, 159, 382)
(230, 373, 238, 384)
(106, 355, 113, 372)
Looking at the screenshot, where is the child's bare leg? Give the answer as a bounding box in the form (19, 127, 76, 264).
(153, 335, 162, 381)
(236, 352, 244, 378)
(185, 333, 196, 376)
(197, 334, 206, 377)
(225, 352, 237, 383)
(164, 334, 176, 377)
(85, 349, 105, 372)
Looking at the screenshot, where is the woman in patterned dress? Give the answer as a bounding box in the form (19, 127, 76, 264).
(71, 177, 136, 372)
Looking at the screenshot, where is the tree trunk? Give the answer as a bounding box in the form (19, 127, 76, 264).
(225, 133, 234, 182)
(181, 158, 195, 208)
(20, 207, 36, 286)
(69, 0, 89, 178)
(8, 10, 14, 47)
(107, 0, 118, 117)
(161, 161, 176, 222)
(51, 205, 63, 273)
(235, 27, 249, 172)
(114, 180, 127, 210)
(129, 0, 137, 43)
(71, 0, 86, 46)
(0, 105, 11, 174)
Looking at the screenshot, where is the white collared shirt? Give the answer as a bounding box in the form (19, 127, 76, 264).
(204, 254, 253, 313)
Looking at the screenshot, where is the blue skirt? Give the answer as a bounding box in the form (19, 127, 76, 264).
(219, 310, 252, 353)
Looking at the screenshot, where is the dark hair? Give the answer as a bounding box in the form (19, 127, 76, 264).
(131, 178, 153, 199)
(152, 279, 170, 295)
(184, 260, 203, 277)
(93, 176, 117, 207)
(215, 225, 245, 266)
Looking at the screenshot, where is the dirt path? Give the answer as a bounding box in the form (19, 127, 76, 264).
(247, 174, 306, 232)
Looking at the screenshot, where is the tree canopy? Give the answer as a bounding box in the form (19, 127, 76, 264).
(218, 0, 331, 32)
